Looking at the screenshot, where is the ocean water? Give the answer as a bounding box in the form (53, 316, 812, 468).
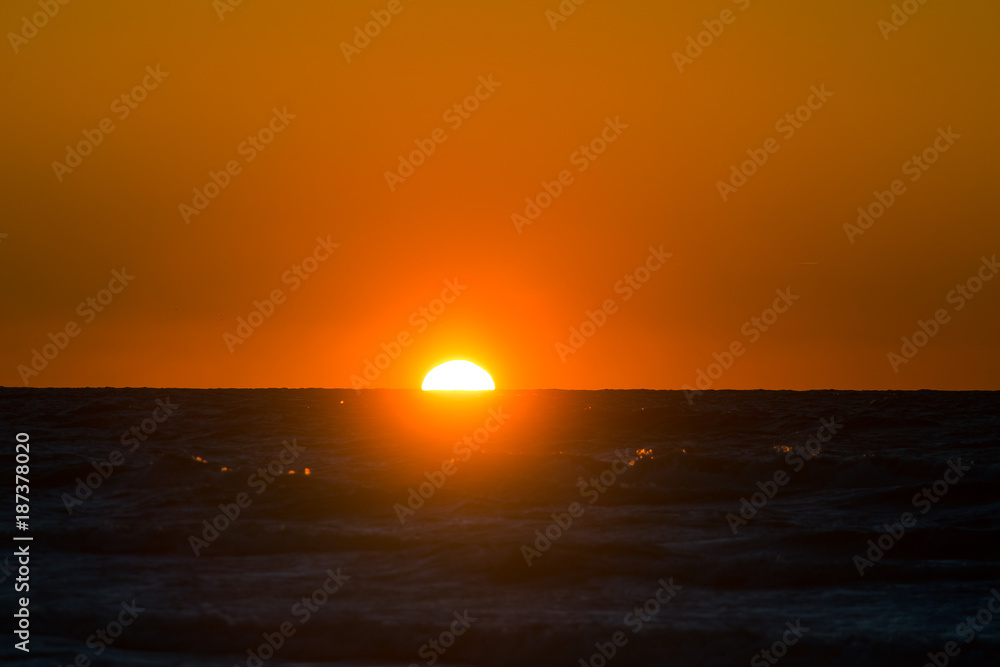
(1, 388, 998, 666)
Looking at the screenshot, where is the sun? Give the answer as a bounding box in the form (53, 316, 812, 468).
(421, 360, 495, 391)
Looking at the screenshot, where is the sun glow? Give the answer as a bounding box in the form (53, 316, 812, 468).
(421, 360, 495, 391)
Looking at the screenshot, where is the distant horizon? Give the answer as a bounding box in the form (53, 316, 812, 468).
(4, 385, 996, 392)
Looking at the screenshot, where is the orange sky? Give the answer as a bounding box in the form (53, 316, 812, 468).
(1, 0, 998, 389)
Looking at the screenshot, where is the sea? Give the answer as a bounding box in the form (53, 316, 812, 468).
(1, 388, 998, 666)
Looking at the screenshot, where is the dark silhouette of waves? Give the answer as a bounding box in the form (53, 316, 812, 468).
(1, 388, 998, 666)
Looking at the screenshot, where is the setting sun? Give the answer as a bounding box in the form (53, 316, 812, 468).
(421, 360, 495, 391)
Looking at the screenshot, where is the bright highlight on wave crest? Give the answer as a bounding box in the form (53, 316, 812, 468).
(421, 360, 495, 391)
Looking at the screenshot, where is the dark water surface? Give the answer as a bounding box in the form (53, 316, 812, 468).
(1, 388, 998, 666)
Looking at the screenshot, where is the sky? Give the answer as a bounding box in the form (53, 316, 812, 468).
(1, 0, 998, 390)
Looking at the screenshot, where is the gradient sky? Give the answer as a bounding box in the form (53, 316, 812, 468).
(1, 0, 998, 389)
